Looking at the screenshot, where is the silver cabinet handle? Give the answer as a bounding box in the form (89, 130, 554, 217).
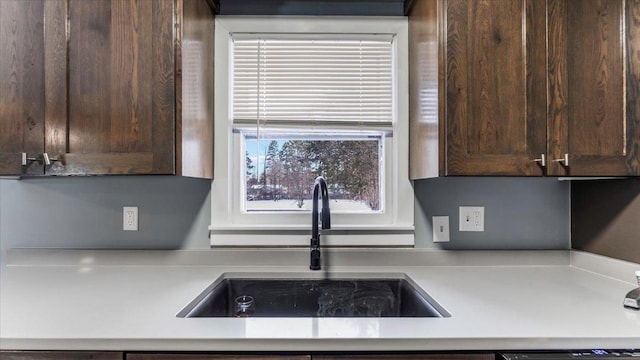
(553, 153, 569, 167)
(533, 154, 546, 167)
(21, 153, 62, 166)
(42, 153, 60, 166)
(21, 152, 39, 166)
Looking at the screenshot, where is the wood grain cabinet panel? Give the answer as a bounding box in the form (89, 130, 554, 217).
(0, 0, 46, 176)
(314, 354, 494, 360)
(409, 0, 640, 177)
(126, 354, 492, 360)
(52, 0, 176, 175)
(127, 355, 310, 360)
(408, 0, 441, 179)
(409, 0, 547, 177)
(444, 0, 547, 176)
(1, 352, 494, 360)
(0, 351, 123, 360)
(547, 0, 640, 176)
(0, 0, 214, 178)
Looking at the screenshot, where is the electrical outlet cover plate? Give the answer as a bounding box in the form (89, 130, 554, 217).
(459, 206, 484, 232)
(123, 206, 139, 231)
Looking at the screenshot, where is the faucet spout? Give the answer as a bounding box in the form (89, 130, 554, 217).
(310, 176, 331, 270)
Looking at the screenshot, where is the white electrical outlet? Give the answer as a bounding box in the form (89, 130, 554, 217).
(432, 216, 450, 242)
(123, 206, 139, 231)
(459, 206, 484, 232)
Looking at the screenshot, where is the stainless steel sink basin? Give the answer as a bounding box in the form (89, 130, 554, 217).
(177, 273, 450, 318)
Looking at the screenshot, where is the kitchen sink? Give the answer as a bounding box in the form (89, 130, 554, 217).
(177, 273, 450, 318)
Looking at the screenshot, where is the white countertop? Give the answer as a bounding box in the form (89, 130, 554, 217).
(1, 249, 639, 351)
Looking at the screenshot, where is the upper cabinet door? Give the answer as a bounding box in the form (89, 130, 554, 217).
(1, 0, 214, 178)
(45, 0, 176, 175)
(548, 0, 640, 176)
(445, 0, 547, 176)
(0, 0, 45, 176)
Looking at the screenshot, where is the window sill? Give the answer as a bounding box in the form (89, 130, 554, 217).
(208, 224, 414, 231)
(209, 225, 414, 247)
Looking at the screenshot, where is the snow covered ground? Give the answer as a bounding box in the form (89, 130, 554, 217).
(245, 199, 373, 212)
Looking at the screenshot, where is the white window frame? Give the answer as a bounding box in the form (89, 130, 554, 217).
(210, 16, 413, 246)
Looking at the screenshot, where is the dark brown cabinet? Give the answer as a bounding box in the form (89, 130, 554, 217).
(409, 0, 640, 178)
(409, 0, 546, 177)
(547, 0, 640, 176)
(0, 0, 214, 178)
(0, 351, 123, 360)
(314, 355, 493, 360)
(1, 351, 494, 360)
(0, 0, 47, 176)
(125, 354, 492, 360)
(127, 355, 310, 360)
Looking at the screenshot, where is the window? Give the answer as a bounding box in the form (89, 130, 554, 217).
(243, 131, 384, 213)
(210, 17, 413, 246)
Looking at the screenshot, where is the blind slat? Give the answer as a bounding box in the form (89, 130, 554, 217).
(233, 37, 393, 124)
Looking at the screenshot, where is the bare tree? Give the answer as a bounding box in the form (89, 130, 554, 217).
(306, 140, 380, 210)
(280, 141, 313, 208)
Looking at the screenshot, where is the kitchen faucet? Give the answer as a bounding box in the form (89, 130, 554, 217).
(310, 176, 331, 270)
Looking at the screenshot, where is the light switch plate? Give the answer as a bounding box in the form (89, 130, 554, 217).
(432, 216, 450, 242)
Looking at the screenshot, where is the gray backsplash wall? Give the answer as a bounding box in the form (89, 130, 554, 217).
(0, 177, 212, 265)
(413, 177, 571, 249)
(0, 176, 571, 265)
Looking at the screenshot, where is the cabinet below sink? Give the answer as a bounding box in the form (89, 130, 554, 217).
(177, 273, 450, 318)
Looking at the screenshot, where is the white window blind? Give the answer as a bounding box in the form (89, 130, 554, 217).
(232, 37, 394, 124)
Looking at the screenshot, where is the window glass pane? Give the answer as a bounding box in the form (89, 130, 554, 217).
(243, 131, 383, 213)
